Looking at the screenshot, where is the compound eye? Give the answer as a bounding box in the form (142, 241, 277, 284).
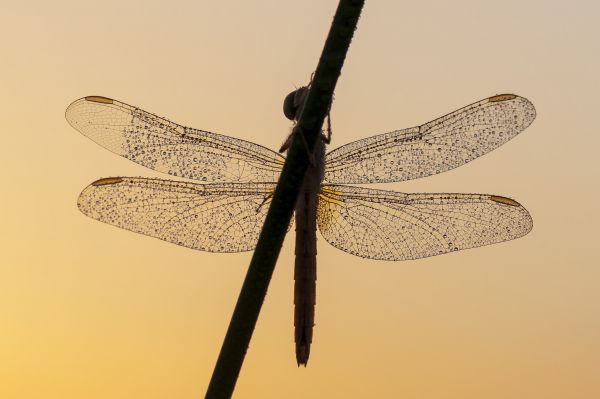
(283, 86, 308, 121)
(283, 89, 298, 120)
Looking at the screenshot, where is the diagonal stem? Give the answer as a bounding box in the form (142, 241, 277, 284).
(205, 1, 365, 397)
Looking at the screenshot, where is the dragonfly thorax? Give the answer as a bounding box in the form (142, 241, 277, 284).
(280, 85, 333, 154)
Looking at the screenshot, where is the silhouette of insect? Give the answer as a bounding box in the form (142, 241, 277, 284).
(67, 90, 535, 365)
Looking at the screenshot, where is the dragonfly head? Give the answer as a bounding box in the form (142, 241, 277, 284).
(283, 86, 308, 122)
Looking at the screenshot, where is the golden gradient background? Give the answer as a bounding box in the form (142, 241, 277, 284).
(2, 1, 599, 398)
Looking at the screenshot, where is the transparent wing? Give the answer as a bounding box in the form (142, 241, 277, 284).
(66, 96, 284, 182)
(78, 177, 277, 252)
(317, 184, 532, 261)
(324, 95, 535, 184)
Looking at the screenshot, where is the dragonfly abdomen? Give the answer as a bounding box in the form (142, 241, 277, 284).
(294, 187, 317, 366)
(293, 138, 325, 366)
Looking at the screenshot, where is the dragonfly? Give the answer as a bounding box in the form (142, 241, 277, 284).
(66, 89, 535, 366)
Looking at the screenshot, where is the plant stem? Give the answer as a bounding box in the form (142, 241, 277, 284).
(205, 1, 365, 397)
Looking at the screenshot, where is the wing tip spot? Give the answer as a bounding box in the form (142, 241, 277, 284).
(489, 94, 517, 102)
(92, 177, 124, 186)
(85, 96, 114, 104)
(490, 195, 520, 207)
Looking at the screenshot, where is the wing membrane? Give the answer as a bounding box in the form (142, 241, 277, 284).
(66, 96, 284, 182)
(317, 184, 532, 261)
(324, 95, 535, 184)
(78, 177, 277, 252)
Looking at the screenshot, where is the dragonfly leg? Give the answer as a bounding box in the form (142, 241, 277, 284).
(255, 192, 273, 212)
(278, 132, 294, 153)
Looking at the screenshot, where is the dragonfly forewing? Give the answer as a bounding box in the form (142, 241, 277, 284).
(66, 96, 284, 183)
(324, 94, 535, 184)
(317, 184, 533, 261)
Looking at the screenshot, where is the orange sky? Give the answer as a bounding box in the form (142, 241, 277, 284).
(1, 1, 599, 398)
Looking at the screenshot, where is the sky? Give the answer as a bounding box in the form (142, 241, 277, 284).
(1, 1, 599, 398)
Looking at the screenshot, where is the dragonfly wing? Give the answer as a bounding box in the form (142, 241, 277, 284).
(324, 95, 535, 184)
(317, 184, 532, 261)
(66, 96, 284, 182)
(78, 177, 277, 252)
